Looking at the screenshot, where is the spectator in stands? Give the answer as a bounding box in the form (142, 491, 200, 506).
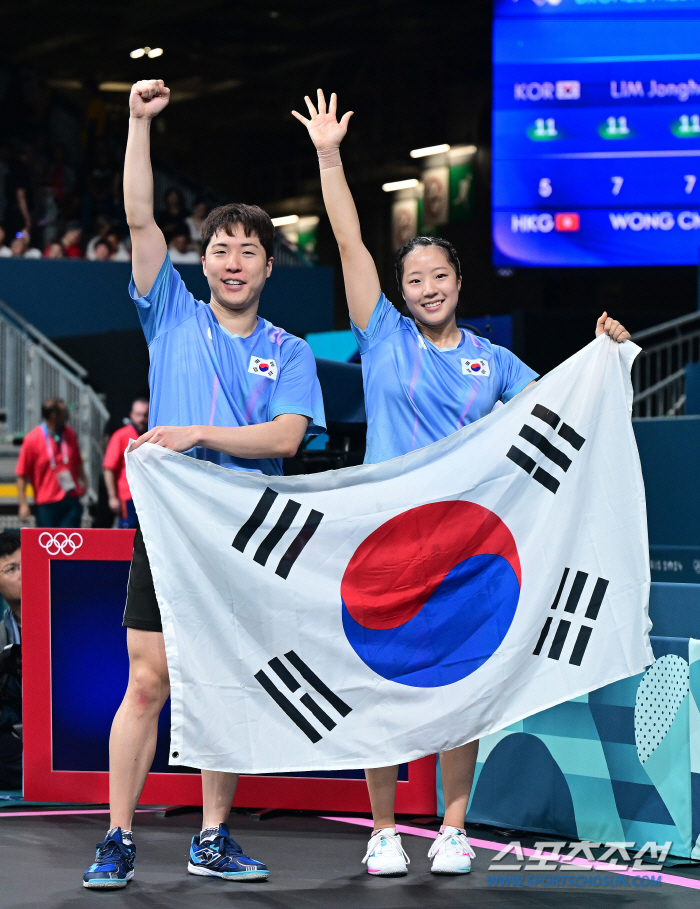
(157, 187, 186, 239)
(0, 225, 11, 257)
(85, 214, 113, 260)
(167, 225, 200, 263)
(103, 397, 150, 529)
(3, 146, 33, 240)
(43, 241, 64, 259)
(105, 227, 130, 261)
(84, 139, 119, 222)
(48, 143, 76, 219)
(61, 224, 83, 259)
(185, 199, 208, 244)
(0, 145, 10, 226)
(10, 232, 41, 259)
(93, 238, 111, 261)
(16, 398, 86, 528)
(0, 532, 22, 790)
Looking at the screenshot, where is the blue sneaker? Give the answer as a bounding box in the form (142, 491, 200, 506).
(188, 824, 269, 881)
(83, 828, 136, 889)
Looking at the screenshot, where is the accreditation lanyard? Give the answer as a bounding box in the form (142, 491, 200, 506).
(41, 423, 69, 470)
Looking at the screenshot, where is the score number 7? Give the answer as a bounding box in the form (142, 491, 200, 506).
(685, 175, 697, 194)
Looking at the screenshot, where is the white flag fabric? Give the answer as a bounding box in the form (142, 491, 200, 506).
(127, 335, 653, 774)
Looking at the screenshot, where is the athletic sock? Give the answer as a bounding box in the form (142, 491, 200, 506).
(200, 825, 220, 843)
(106, 827, 133, 845)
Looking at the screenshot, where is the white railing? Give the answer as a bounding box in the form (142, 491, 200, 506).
(0, 299, 109, 503)
(631, 312, 700, 417)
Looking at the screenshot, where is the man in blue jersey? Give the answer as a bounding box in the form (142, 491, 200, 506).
(82, 79, 325, 890)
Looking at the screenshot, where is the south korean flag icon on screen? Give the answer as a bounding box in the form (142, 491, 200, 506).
(462, 358, 490, 377)
(248, 356, 278, 380)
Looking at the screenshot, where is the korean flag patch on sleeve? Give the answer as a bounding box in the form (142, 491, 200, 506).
(248, 356, 278, 380)
(461, 358, 490, 377)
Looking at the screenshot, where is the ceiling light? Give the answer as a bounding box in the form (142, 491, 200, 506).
(99, 82, 133, 92)
(148, 47, 163, 58)
(130, 48, 145, 58)
(382, 179, 420, 192)
(410, 144, 450, 159)
(271, 215, 300, 227)
(47, 79, 83, 90)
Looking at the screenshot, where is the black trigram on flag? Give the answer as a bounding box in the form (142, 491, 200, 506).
(507, 404, 586, 494)
(232, 488, 323, 579)
(255, 650, 352, 743)
(533, 568, 609, 666)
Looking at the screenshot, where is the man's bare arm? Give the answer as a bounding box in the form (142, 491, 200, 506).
(16, 476, 30, 521)
(129, 413, 310, 460)
(103, 468, 120, 513)
(125, 79, 170, 296)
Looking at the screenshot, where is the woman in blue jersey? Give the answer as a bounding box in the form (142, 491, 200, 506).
(294, 89, 630, 878)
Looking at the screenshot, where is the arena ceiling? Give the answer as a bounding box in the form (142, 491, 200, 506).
(0, 0, 493, 207)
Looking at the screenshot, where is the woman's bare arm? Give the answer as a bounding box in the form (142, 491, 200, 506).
(293, 90, 381, 330)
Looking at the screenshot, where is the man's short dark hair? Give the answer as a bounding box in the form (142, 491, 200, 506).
(0, 532, 20, 559)
(200, 203, 274, 259)
(41, 398, 66, 421)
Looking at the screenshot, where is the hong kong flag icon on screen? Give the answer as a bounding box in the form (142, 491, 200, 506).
(555, 212, 580, 232)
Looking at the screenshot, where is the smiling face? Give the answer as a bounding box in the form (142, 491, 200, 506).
(401, 245, 462, 329)
(202, 227, 273, 315)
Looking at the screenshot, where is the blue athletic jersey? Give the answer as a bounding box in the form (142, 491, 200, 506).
(130, 254, 325, 476)
(352, 293, 538, 464)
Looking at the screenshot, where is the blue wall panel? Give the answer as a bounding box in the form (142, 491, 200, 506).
(0, 259, 334, 339)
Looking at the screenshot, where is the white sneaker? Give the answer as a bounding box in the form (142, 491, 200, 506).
(362, 828, 410, 876)
(428, 826, 476, 874)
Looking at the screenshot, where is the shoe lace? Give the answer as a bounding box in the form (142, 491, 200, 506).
(210, 831, 245, 859)
(428, 830, 476, 860)
(362, 830, 410, 865)
(94, 839, 132, 865)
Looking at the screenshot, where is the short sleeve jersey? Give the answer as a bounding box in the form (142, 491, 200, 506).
(352, 294, 538, 464)
(131, 255, 326, 476)
(16, 424, 84, 504)
(103, 424, 139, 501)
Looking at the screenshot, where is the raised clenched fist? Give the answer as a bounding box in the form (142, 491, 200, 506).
(129, 79, 170, 119)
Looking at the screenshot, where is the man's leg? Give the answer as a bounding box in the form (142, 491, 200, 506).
(201, 770, 239, 829)
(35, 501, 59, 528)
(60, 495, 83, 528)
(109, 628, 170, 829)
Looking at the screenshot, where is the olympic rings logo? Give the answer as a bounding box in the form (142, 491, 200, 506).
(38, 532, 83, 556)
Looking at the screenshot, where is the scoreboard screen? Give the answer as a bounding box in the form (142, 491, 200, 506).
(493, 0, 700, 267)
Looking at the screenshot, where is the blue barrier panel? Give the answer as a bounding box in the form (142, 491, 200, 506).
(633, 417, 700, 547)
(0, 259, 334, 338)
(687, 363, 700, 416)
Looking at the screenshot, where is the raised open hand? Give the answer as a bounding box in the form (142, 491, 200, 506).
(129, 79, 170, 119)
(292, 89, 353, 150)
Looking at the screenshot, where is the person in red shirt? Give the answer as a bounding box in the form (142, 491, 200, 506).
(103, 398, 149, 529)
(16, 399, 86, 528)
